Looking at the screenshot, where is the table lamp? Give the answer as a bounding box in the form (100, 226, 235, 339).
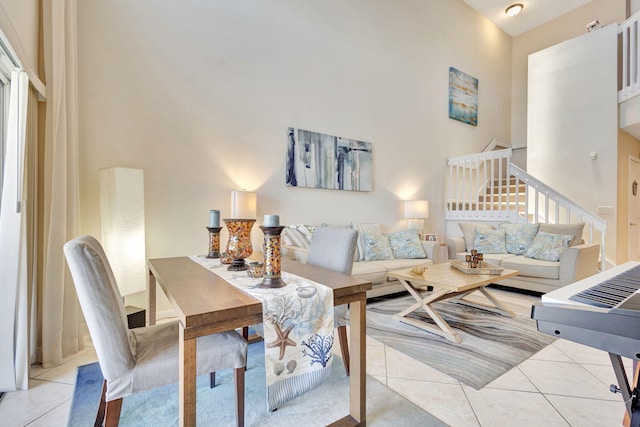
(224, 190, 257, 271)
(403, 199, 429, 236)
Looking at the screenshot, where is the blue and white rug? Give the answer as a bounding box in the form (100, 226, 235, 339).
(364, 295, 555, 389)
(68, 343, 446, 427)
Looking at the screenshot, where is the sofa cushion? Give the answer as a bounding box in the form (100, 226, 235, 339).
(539, 223, 585, 246)
(501, 255, 560, 280)
(350, 262, 389, 285)
(388, 229, 426, 259)
(473, 228, 507, 254)
(458, 222, 494, 250)
(352, 222, 382, 261)
(500, 223, 539, 255)
(363, 232, 394, 261)
(524, 232, 572, 262)
(373, 258, 433, 271)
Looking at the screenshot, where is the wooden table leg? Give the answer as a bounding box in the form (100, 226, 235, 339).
(452, 287, 516, 318)
(148, 270, 156, 326)
(349, 297, 366, 424)
(179, 325, 197, 427)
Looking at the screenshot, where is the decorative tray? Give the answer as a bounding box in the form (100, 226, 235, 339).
(449, 260, 504, 275)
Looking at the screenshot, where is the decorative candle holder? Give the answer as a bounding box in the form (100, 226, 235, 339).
(258, 225, 286, 288)
(466, 249, 484, 268)
(206, 226, 222, 258)
(224, 219, 256, 271)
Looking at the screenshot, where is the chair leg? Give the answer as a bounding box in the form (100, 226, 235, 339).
(104, 398, 123, 427)
(210, 371, 216, 388)
(338, 325, 350, 376)
(234, 367, 245, 427)
(94, 380, 107, 427)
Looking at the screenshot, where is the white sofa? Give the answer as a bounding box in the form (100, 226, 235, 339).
(282, 224, 447, 298)
(447, 222, 600, 294)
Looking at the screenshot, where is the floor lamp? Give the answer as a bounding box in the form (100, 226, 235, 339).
(100, 167, 147, 297)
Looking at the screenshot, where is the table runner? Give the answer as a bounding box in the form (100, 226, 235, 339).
(190, 255, 335, 411)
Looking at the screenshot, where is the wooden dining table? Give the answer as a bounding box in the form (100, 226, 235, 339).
(147, 256, 372, 426)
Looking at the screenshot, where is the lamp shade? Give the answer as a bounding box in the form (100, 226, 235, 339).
(404, 200, 429, 219)
(100, 167, 146, 296)
(231, 191, 257, 219)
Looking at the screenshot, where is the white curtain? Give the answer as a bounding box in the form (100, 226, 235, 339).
(40, 0, 83, 369)
(0, 71, 30, 391)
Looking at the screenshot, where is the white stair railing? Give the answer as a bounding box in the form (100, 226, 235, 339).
(447, 151, 607, 270)
(619, 11, 640, 102)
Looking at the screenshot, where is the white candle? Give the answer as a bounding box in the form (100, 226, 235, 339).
(209, 210, 220, 228)
(263, 214, 280, 227)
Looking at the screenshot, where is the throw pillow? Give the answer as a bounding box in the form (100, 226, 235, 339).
(539, 223, 585, 247)
(387, 229, 427, 259)
(524, 232, 573, 262)
(352, 222, 382, 261)
(362, 231, 394, 261)
(473, 228, 507, 254)
(283, 226, 312, 248)
(500, 223, 540, 255)
(458, 222, 494, 251)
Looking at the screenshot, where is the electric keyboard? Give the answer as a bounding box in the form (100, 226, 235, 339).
(531, 261, 640, 360)
(531, 261, 640, 425)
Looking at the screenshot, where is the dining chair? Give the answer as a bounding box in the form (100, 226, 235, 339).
(63, 235, 248, 427)
(305, 226, 358, 376)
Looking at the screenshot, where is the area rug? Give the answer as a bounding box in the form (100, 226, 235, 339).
(364, 295, 555, 389)
(68, 342, 446, 427)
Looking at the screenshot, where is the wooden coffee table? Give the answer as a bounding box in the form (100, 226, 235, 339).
(388, 263, 519, 343)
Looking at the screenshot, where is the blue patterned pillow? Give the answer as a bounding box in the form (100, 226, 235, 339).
(500, 223, 539, 255)
(388, 229, 426, 259)
(524, 232, 572, 261)
(473, 228, 507, 254)
(363, 232, 394, 261)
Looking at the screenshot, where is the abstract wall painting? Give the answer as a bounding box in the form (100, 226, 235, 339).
(448, 67, 478, 126)
(286, 127, 373, 192)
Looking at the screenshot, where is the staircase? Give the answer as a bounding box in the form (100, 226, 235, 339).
(447, 148, 607, 270)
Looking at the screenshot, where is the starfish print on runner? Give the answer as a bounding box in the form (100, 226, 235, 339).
(266, 322, 297, 360)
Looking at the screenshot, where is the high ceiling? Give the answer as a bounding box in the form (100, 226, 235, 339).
(463, 0, 595, 37)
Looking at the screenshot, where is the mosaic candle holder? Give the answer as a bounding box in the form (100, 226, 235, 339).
(258, 225, 286, 288)
(224, 219, 256, 271)
(206, 226, 222, 259)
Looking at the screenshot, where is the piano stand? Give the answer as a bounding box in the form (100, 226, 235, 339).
(610, 353, 640, 426)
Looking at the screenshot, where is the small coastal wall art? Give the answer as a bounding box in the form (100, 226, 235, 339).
(448, 67, 478, 126)
(286, 127, 373, 191)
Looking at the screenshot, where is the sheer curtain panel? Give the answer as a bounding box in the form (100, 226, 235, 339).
(40, 0, 83, 369)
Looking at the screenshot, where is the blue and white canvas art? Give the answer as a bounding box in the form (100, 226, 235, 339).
(448, 67, 478, 126)
(286, 128, 373, 191)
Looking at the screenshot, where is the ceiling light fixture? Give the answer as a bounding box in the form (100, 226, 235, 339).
(505, 3, 524, 17)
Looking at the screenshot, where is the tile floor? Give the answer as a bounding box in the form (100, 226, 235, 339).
(0, 287, 632, 426)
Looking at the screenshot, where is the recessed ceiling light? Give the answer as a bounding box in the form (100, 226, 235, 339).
(505, 3, 524, 17)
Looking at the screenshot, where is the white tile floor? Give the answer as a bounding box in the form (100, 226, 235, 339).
(0, 288, 632, 426)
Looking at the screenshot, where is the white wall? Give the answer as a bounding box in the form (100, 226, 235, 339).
(511, 0, 626, 147)
(528, 24, 618, 263)
(76, 0, 513, 268)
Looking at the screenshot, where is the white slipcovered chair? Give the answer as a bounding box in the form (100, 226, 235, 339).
(305, 226, 358, 376)
(63, 235, 247, 427)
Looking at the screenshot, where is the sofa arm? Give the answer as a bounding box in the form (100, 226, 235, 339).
(421, 241, 448, 264)
(446, 237, 466, 259)
(282, 245, 309, 264)
(558, 243, 600, 285)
